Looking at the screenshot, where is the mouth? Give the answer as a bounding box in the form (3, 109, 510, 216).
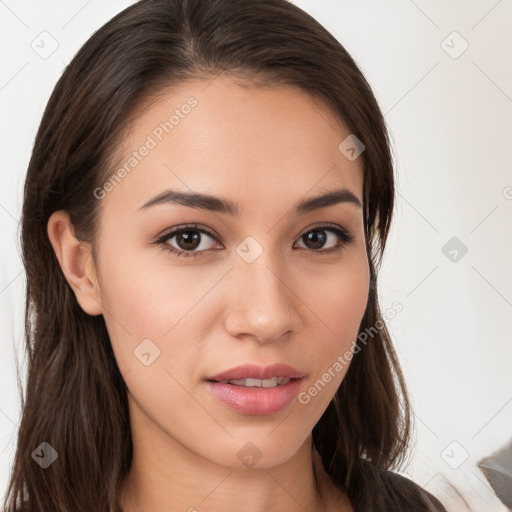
(205, 363, 305, 415)
(211, 376, 293, 387)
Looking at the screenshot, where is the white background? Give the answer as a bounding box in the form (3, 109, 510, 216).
(1, 1, 511, 511)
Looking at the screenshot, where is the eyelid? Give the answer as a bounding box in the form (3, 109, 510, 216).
(154, 223, 219, 244)
(301, 222, 354, 239)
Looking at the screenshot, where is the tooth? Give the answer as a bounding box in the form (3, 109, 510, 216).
(262, 377, 278, 387)
(224, 377, 292, 387)
(226, 378, 263, 387)
(227, 378, 261, 387)
(226, 379, 242, 386)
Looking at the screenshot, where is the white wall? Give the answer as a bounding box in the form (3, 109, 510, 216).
(1, 1, 511, 510)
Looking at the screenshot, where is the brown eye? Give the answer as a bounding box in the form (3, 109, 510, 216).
(155, 225, 220, 258)
(172, 230, 204, 251)
(295, 226, 354, 252)
(302, 229, 327, 249)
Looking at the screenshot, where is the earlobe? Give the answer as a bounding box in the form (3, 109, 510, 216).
(47, 211, 103, 316)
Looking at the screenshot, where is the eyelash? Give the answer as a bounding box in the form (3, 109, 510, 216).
(154, 223, 355, 259)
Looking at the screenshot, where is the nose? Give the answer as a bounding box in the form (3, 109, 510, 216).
(224, 253, 303, 343)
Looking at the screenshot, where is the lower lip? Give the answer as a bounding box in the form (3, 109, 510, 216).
(205, 379, 303, 415)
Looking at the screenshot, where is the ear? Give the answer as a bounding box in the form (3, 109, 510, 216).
(47, 210, 103, 316)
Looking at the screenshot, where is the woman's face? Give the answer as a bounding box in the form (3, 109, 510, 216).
(92, 76, 369, 469)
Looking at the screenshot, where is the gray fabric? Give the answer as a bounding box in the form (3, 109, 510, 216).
(478, 437, 512, 509)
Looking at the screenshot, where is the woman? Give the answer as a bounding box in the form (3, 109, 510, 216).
(4, 0, 447, 510)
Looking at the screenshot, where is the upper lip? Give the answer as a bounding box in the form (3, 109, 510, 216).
(207, 363, 305, 382)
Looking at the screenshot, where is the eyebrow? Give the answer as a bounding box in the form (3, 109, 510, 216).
(138, 187, 361, 215)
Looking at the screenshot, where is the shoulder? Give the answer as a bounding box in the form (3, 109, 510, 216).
(347, 460, 447, 512)
(380, 467, 447, 511)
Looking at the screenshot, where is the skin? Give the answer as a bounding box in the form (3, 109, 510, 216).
(48, 76, 369, 512)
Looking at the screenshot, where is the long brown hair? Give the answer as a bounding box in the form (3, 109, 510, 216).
(4, 0, 412, 510)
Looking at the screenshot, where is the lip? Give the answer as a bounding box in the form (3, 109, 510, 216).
(205, 379, 303, 415)
(206, 363, 305, 382)
(205, 364, 305, 416)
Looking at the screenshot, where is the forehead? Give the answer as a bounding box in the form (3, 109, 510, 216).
(102, 76, 364, 216)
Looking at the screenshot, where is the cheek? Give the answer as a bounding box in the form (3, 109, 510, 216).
(325, 269, 368, 345)
(96, 246, 211, 371)
(308, 252, 369, 345)
(299, 252, 369, 397)
(98, 233, 213, 327)
(97, 257, 214, 427)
